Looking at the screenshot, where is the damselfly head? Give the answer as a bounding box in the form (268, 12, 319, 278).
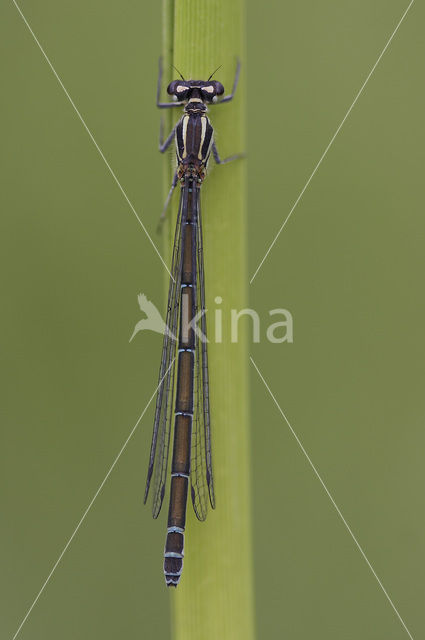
(167, 80, 224, 103)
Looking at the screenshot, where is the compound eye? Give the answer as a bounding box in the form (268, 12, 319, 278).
(214, 81, 224, 96)
(167, 81, 189, 99)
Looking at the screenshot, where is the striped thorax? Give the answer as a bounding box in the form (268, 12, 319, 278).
(176, 95, 214, 182)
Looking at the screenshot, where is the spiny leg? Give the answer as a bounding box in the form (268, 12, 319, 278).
(212, 141, 245, 165)
(217, 59, 241, 105)
(157, 172, 178, 232)
(157, 57, 185, 109)
(159, 119, 176, 153)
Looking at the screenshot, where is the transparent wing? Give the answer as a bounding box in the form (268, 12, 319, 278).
(144, 188, 187, 518)
(190, 188, 215, 521)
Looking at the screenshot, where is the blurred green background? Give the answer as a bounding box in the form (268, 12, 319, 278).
(1, 1, 424, 638)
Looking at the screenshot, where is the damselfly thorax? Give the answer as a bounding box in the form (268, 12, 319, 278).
(175, 97, 213, 181)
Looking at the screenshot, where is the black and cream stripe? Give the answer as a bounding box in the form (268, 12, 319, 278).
(176, 103, 214, 173)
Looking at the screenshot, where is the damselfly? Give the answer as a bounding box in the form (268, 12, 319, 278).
(144, 59, 242, 587)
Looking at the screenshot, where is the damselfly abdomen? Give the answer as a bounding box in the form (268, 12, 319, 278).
(144, 60, 242, 587)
